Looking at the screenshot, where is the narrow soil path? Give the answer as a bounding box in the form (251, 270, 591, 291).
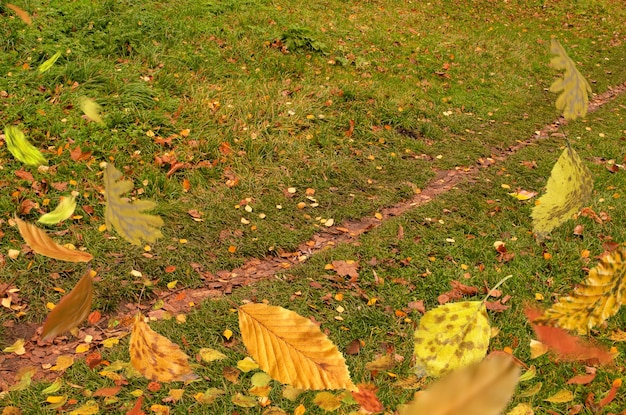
(1, 81, 625, 390)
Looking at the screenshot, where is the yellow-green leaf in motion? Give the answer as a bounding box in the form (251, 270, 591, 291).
(535, 247, 626, 334)
(4, 126, 46, 166)
(41, 270, 94, 341)
(413, 301, 490, 377)
(398, 354, 520, 415)
(9, 366, 37, 391)
(79, 96, 105, 125)
(38, 51, 62, 74)
(104, 163, 164, 245)
(531, 145, 593, 241)
(41, 378, 63, 394)
(549, 39, 592, 121)
(38, 195, 77, 225)
(238, 303, 356, 391)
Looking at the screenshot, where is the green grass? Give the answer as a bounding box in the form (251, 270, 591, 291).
(1, 0, 626, 413)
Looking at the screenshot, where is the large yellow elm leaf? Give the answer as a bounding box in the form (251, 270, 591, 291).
(536, 247, 626, 334)
(129, 314, 198, 382)
(4, 126, 46, 166)
(238, 303, 356, 391)
(549, 39, 592, 121)
(38, 195, 77, 225)
(531, 145, 593, 241)
(413, 301, 490, 377)
(41, 269, 94, 340)
(15, 216, 93, 262)
(398, 354, 519, 415)
(104, 163, 164, 245)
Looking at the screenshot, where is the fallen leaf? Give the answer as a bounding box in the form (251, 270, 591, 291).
(50, 355, 75, 371)
(566, 367, 596, 385)
(508, 190, 537, 201)
(194, 388, 225, 404)
(331, 260, 359, 281)
(506, 403, 534, 415)
(93, 386, 122, 397)
(231, 393, 257, 408)
(15, 216, 93, 262)
(198, 347, 227, 363)
(3, 338, 26, 355)
(598, 378, 621, 408)
(352, 384, 383, 413)
(543, 389, 574, 403)
(313, 391, 342, 411)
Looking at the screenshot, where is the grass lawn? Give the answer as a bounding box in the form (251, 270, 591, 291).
(1, 0, 626, 413)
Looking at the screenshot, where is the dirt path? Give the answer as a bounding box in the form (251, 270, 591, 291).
(1, 81, 625, 390)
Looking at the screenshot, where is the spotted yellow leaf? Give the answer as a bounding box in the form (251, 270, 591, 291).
(531, 145, 593, 241)
(535, 248, 626, 334)
(549, 39, 592, 121)
(38, 51, 62, 74)
(129, 314, 198, 382)
(104, 163, 164, 245)
(413, 301, 490, 377)
(398, 354, 519, 415)
(238, 303, 356, 390)
(4, 126, 46, 166)
(79, 96, 105, 125)
(41, 269, 94, 340)
(38, 195, 77, 225)
(313, 391, 342, 411)
(15, 216, 93, 262)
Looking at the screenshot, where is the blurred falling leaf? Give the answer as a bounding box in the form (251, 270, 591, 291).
(413, 301, 490, 377)
(398, 354, 519, 415)
(3, 338, 26, 355)
(41, 378, 63, 394)
(535, 248, 625, 334)
(543, 389, 574, 403)
(129, 314, 198, 382)
(104, 163, 164, 245)
(4, 126, 47, 166)
(531, 145, 593, 241)
(549, 39, 592, 120)
(313, 392, 342, 411)
(15, 216, 93, 262)
(41, 269, 94, 340)
(239, 303, 356, 390)
(38, 51, 62, 74)
(38, 195, 77, 225)
(6, 3, 32, 24)
(79, 96, 105, 125)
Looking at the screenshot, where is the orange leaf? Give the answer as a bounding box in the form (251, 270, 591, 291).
(126, 396, 145, 415)
(598, 378, 621, 408)
(352, 384, 384, 413)
(88, 310, 102, 325)
(41, 270, 94, 340)
(15, 217, 93, 262)
(6, 3, 32, 25)
(93, 386, 122, 397)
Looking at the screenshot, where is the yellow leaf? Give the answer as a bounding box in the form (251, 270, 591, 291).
(251, 372, 272, 387)
(194, 388, 224, 404)
(50, 355, 74, 371)
(79, 97, 105, 125)
(149, 404, 170, 415)
(531, 146, 593, 241)
(238, 303, 356, 390)
(104, 163, 164, 245)
(609, 329, 626, 341)
(164, 388, 184, 403)
(41, 378, 63, 394)
(4, 126, 46, 166)
(3, 338, 26, 355)
(68, 400, 99, 415)
(232, 393, 257, 408)
(129, 314, 198, 382)
(15, 216, 93, 262)
(46, 395, 68, 409)
(249, 385, 271, 397)
(41, 269, 94, 340)
(237, 357, 259, 372)
(549, 39, 592, 120)
(223, 328, 233, 339)
(398, 354, 519, 415)
(518, 382, 543, 398)
(519, 365, 537, 382)
(544, 389, 574, 403)
(9, 366, 37, 391)
(198, 347, 227, 363)
(38, 51, 62, 74)
(536, 248, 625, 334)
(38, 195, 77, 225)
(313, 392, 342, 411)
(508, 190, 537, 201)
(413, 301, 490, 377)
(529, 340, 548, 359)
(102, 337, 121, 348)
(507, 403, 534, 415)
(75, 343, 90, 353)
(282, 385, 304, 401)
(294, 404, 306, 415)
(6, 3, 32, 25)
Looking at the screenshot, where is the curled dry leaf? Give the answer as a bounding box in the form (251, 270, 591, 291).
(238, 303, 356, 391)
(15, 216, 93, 262)
(129, 314, 198, 382)
(398, 354, 519, 415)
(41, 269, 94, 341)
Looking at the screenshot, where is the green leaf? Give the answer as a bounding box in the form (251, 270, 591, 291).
(104, 163, 164, 245)
(38, 195, 77, 225)
(79, 96, 105, 125)
(531, 145, 593, 241)
(4, 126, 47, 166)
(549, 39, 592, 120)
(38, 51, 62, 74)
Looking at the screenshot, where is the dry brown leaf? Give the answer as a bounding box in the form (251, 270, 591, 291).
(398, 354, 519, 415)
(41, 269, 94, 340)
(239, 303, 356, 391)
(15, 216, 93, 262)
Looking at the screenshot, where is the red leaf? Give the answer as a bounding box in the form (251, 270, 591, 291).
(567, 367, 596, 385)
(87, 310, 101, 325)
(524, 306, 615, 365)
(485, 300, 510, 313)
(126, 396, 145, 415)
(93, 386, 122, 397)
(85, 351, 103, 369)
(352, 383, 384, 413)
(598, 378, 621, 408)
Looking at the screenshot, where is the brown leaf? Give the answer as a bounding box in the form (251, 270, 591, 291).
(345, 339, 361, 355)
(14, 217, 93, 262)
(14, 169, 35, 183)
(566, 367, 596, 385)
(438, 280, 479, 304)
(41, 269, 94, 340)
(408, 300, 425, 314)
(485, 301, 510, 313)
(70, 146, 92, 162)
(93, 386, 122, 397)
(331, 260, 359, 281)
